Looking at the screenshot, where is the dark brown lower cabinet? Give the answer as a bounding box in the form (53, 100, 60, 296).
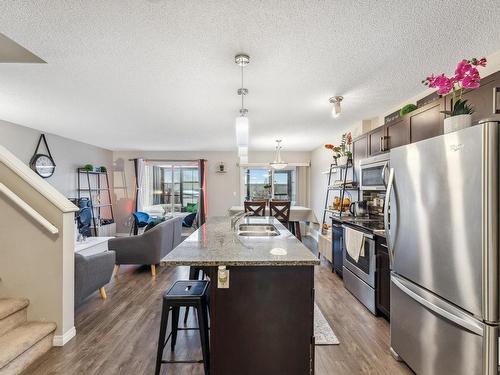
(208, 266, 315, 375)
(376, 238, 390, 320)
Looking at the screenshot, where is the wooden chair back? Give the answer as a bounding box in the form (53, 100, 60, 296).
(244, 201, 267, 216)
(269, 201, 291, 223)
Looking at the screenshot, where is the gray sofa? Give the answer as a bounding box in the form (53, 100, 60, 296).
(75, 250, 116, 307)
(108, 216, 183, 277)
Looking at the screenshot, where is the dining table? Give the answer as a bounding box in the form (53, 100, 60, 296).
(228, 205, 319, 240)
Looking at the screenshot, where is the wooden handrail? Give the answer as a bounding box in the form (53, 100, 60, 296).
(0, 145, 78, 213)
(0, 182, 59, 235)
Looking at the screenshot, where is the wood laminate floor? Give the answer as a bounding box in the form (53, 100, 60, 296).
(23, 237, 412, 375)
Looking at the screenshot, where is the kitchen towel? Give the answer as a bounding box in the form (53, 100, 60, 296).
(345, 227, 365, 262)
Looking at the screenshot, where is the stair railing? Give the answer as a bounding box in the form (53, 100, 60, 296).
(0, 182, 59, 235)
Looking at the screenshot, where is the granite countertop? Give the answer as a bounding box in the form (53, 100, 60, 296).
(161, 216, 320, 267)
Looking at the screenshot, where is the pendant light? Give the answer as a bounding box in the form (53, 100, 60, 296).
(270, 140, 288, 170)
(235, 54, 250, 147)
(329, 96, 343, 118)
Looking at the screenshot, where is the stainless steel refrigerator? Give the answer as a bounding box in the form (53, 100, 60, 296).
(385, 117, 499, 375)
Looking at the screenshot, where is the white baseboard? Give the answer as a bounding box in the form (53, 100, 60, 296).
(53, 326, 76, 346)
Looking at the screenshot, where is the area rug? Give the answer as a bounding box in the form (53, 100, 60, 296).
(314, 304, 340, 345)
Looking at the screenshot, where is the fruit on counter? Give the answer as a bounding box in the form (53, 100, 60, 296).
(334, 196, 341, 210)
(343, 197, 351, 211)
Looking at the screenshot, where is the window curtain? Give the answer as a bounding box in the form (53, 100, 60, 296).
(134, 158, 144, 211)
(296, 166, 310, 207)
(134, 158, 154, 212)
(197, 159, 208, 226)
(152, 165, 162, 205)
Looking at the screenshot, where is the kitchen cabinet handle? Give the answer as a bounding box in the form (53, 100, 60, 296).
(379, 136, 384, 152)
(494, 87, 499, 114)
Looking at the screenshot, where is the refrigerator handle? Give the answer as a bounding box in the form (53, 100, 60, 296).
(384, 167, 395, 268)
(391, 275, 483, 336)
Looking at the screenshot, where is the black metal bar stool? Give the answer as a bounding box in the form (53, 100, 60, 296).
(155, 280, 210, 375)
(183, 266, 204, 324)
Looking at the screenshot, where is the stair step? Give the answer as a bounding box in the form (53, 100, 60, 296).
(0, 307, 27, 338)
(0, 321, 56, 369)
(0, 299, 29, 321)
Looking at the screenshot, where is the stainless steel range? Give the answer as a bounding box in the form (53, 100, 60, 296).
(342, 222, 377, 314)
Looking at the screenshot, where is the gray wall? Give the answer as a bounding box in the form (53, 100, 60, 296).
(0, 119, 114, 198)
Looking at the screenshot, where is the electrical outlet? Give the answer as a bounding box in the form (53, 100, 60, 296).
(218, 266, 229, 288)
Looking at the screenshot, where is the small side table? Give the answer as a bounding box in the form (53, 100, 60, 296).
(75, 236, 113, 256)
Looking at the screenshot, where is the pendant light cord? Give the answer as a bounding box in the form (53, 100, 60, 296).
(241, 64, 244, 111)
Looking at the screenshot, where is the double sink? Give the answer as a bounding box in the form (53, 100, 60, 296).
(237, 223, 280, 237)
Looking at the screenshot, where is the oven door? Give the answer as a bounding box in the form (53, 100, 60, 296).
(360, 160, 388, 191)
(342, 228, 375, 288)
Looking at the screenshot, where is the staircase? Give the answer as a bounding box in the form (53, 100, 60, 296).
(0, 298, 56, 375)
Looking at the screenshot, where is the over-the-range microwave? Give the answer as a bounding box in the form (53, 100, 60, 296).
(359, 153, 389, 191)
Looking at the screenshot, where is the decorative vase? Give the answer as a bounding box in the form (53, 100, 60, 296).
(337, 156, 349, 166)
(444, 114, 472, 134)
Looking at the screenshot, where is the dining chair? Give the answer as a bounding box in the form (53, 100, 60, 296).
(244, 201, 267, 216)
(269, 200, 291, 225)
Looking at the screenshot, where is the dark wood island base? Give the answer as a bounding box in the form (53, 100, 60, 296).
(207, 265, 315, 375)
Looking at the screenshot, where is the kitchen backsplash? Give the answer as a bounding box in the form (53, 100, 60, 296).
(363, 191, 385, 217)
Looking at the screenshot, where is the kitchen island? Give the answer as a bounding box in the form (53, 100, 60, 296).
(161, 216, 320, 375)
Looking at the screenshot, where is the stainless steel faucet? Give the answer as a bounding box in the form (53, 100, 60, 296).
(230, 211, 252, 230)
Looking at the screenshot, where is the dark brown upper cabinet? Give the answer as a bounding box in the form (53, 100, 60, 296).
(368, 125, 387, 156)
(408, 98, 444, 143)
(446, 71, 500, 124)
(352, 70, 499, 170)
(352, 134, 368, 182)
(386, 117, 410, 150)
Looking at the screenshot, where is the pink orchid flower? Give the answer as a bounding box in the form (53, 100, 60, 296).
(461, 68, 481, 89)
(424, 57, 487, 95)
(427, 73, 455, 95)
(454, 59, 471, 80)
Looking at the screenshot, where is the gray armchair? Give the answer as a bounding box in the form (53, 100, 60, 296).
(108, 216, 183, 277)
(75, 250, 116, 307)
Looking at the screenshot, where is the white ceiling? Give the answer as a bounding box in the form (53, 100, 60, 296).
(0, 1, 499, 151)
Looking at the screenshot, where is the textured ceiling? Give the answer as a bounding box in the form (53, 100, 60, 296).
(0, 1, 499, 151)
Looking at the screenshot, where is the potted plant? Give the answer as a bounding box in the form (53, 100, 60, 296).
(400, 104, 417, 117)
(423, 57, 487, 134)
(83, 164, 93, 172)
(325, 132, 352, 166)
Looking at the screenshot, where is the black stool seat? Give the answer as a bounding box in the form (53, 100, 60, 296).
(155, 280, 210, 375)
(167, 279, 208, 297)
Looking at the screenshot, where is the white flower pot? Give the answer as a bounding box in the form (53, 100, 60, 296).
(444, 114, 472, 134)
(337, 156, 349, 166)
